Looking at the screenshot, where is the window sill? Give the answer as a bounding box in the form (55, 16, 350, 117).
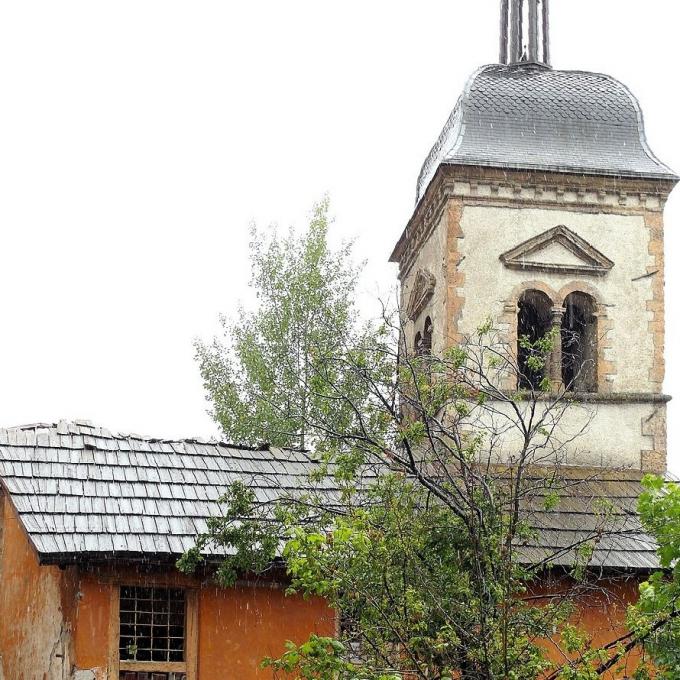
(500, 391, 671, 404)
(119, 661, 186, 673)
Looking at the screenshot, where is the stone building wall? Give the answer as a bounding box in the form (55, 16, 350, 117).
(391, 166, 674, 472)
(459, 204, 656, 393)
(399, 210, 449, 357)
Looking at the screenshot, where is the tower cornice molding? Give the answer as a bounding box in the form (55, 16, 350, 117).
(391, 165, 674, 279)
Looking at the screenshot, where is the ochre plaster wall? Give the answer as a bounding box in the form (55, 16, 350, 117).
(0, 492, 78, 680)
(71, 566, 334, 680)
(197, 585, 334, 679)
(72, 574, 111, 677)
(0, 496, 333, 680)
(0, 494, 654, 679)
(533, 575, 645, 678)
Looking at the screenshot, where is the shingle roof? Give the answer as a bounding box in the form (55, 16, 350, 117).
(514, 469, 660, 571)
(0, 421, 661, 571)
(0, 420, 339, 564)
(416, 63, 677, 204)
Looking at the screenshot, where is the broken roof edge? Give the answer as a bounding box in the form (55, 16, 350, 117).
(0, 478, 51, 564)
(1, 419, 311, 455)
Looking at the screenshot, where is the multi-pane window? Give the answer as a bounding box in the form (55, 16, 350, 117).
(118, 586, 186, 680)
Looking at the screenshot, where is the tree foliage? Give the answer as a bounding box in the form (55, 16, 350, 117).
(183, 314, 659, 679)
(195, 197, 365, 448)
(625, 476, 680, 678)
(189, 210, 680, 677)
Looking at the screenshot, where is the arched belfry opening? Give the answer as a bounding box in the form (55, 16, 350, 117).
(561, 292, 597, 392)
(517, 290, 552, 389)
(423, 317, 433, 355)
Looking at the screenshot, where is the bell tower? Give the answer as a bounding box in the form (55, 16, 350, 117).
(391, 3, 677, 472)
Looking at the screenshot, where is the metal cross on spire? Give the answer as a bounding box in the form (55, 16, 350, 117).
(499, 0, 551, 66)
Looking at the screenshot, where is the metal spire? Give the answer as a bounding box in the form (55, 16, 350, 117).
(500, 0, 551, 66)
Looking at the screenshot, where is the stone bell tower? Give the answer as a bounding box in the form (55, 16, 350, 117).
(390, 0, 678, 472)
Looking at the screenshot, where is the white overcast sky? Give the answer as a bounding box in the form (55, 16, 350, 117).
(1, 1, 679, 469)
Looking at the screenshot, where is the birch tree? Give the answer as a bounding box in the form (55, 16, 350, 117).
(196, 198, 365, 449)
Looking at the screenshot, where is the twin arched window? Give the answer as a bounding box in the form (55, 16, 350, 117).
(517, 290, 597, 392)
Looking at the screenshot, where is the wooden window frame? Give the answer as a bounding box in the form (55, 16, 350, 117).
(108, 582, 198, 680)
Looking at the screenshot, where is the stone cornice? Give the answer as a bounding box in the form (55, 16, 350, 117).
(391, 165, 676, 280)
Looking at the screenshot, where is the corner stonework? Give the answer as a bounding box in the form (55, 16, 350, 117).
(645, 211, 665, 392)
(445, 199, 465, 347)
(641, 406, 667, 473)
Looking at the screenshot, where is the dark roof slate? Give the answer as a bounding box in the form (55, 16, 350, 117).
(416, 64, 677, 203)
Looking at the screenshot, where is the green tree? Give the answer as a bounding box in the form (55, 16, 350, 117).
(196, 197, 365, 449)
(611, 475, 680, 679)
(183, 317, 640, 679)
(539, 475, 680, 680)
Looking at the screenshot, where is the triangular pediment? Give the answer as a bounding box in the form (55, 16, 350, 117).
(406, 269, 436, 321)
(499, 225, 614, 276)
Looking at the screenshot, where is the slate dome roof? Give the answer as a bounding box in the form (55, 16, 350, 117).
(416, 63, 677, 204)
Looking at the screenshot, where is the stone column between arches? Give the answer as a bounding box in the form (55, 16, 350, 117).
(498, 281, 615, 395)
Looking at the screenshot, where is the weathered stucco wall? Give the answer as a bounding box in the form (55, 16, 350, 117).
(400, 210, 448, 356)
(0, 491, 658, 678)
(474, 399, 666, 469)
(532, 575, 646, 678)
(0, 494, 333, 680)
(0, 492, 77, 680)
(459, 204, 657, 393)
(72, 575, 111, 678)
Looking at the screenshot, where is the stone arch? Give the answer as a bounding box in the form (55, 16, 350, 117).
(556, 281, 614, 393)
(508, 280, 560, 307)
(556, 281, 605, 307)
(500, 281, 559, 347)
(423, 316, 433, 355)
(498, 281, 559, 389)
